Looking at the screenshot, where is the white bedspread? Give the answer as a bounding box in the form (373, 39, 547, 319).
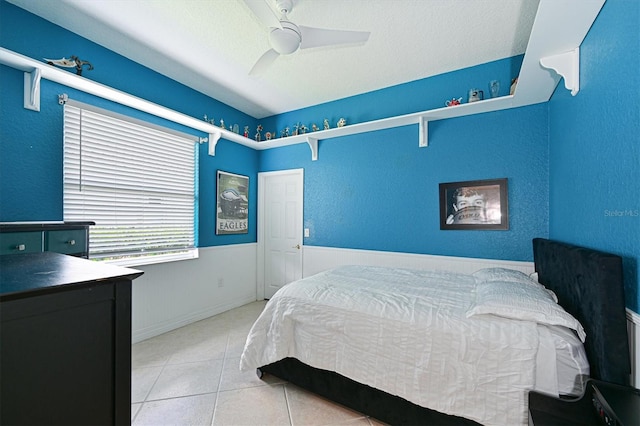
(240, 266, 547, 426)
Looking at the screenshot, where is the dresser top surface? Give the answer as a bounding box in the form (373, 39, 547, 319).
(0, 252, 143, 299)
(0, 221, 94, 232)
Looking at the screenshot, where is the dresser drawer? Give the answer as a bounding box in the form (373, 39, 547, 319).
(0, 232, 42, 255)
(45, 229, 87, 255)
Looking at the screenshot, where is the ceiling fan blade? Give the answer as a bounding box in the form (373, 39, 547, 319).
(243, 0, 282, 29)
(249, 48, 280, 75)
(299, 26, 370, 50)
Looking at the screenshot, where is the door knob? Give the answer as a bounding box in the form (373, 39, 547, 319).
(292, 244, 300, 249)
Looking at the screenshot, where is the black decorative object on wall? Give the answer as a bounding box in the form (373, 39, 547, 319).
(44, 55, 93, 75)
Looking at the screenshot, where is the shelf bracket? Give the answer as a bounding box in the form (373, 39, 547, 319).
(23, 68, 41, 111)
(419, 116, 428, 147)
(540, 48, 580, 96)
(208, 132, 221, 156)
(306, 136, 318, 161)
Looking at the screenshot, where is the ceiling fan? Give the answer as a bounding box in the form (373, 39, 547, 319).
(244, 0, 371, 75)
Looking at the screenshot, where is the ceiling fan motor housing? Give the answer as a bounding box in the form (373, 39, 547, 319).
(274, 0, 294, 15)
(269, 20, 301, 54)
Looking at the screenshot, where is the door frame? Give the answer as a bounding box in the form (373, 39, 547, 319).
(257, 168, 304, 300)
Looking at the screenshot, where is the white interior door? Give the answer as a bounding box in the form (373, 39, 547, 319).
(258, 169, 304, 299)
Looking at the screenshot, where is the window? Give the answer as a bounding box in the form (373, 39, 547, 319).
(63, 101, 198, 265)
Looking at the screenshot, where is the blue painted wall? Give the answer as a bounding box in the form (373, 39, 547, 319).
(548, 0, 640, 311)
(1, 1, 637, 310)
(0, 1, 259, 247)
(260, 103, 548, 261)
(258, 56, 550, 262)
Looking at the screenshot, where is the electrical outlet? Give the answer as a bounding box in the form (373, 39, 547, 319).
(304, 228, 310, 237)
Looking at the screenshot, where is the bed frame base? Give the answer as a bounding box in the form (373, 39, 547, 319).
(260, 358, 481, 426)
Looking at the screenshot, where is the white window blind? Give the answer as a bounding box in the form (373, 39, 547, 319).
(63, 101, 197, 265)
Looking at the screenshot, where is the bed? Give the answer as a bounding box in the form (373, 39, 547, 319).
(240, 238, 631, 425)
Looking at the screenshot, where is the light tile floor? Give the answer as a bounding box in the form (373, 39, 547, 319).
(131, 301, 386, 426)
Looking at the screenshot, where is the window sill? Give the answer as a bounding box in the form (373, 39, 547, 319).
(99, 249, 199, 268)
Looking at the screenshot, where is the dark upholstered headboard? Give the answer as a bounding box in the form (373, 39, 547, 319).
(533, 238, 630, 386)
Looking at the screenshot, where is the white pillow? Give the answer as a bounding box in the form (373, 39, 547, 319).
(473, 267, 558, 302)
(466, 280, 586, 342)
(472, 267, 537, 285)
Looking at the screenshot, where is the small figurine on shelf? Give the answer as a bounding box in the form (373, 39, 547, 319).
(255, 124, 263, 142)
(311, 123, 319, 132)
(299, 124, 308, 134)
(45, 55, 93, 76)
(445, 97, 463, 107)
(284, 127, 290, 137)
(489, 80, 500, 98)
(467, 89, 483, 103)
(510, 77, 518, 95)
(219, 119, 225, 130)
(265, 132, 272, 141)
(337, 118, 346, 127)
(232, 124, 239, 134)
(69, 55, 93, 76)
(244, 126, 250, 138)
(323, 118, 330, 130)
(203, 114, 208, 122)
(293, 123, 299, 136)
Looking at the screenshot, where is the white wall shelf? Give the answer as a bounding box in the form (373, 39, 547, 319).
(252, 94, 516, 153)
(0, 0, 604, 161)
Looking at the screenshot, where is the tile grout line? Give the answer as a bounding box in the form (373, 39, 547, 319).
(131, 351, 173, 424)
(283, 383, 294, 426)
(210, 331, 232, 426)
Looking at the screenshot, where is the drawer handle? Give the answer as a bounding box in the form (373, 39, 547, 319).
(15, 244, 26, 251)
(67, 239, 76, 246)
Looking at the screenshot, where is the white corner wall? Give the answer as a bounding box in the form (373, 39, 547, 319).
(131, 243, 257, 343)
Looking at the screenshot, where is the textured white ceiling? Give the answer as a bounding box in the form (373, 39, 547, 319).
(8, 0, 540, 119)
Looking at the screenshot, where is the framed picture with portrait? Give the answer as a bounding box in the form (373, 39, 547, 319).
(439, 178, 509, 230)
(216, 170, 249, 235)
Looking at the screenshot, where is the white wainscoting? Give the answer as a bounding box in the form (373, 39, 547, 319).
(302, 245, 536, 278)
(129, 241, 640, 387)
(628, 309, 640, 388)
(131, 243, 257, 343)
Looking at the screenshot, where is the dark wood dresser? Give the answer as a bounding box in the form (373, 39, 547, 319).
(0, 252, 143, 425)
(0, 221, 94, 258)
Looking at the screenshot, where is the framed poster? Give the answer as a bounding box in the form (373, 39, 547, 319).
(216, 170, 249, 234)
(439, 178, 509, 230)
